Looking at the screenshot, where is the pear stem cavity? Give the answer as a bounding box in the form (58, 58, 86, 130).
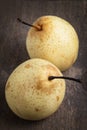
(48, 76, 82, 83)
(17, 18, 41, 30)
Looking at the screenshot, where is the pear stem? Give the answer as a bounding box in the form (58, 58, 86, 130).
(48, 76, 82, 83)
(17, 18, 41, 30)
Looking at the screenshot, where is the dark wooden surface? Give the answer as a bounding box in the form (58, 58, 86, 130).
(0, 0, 87, 130)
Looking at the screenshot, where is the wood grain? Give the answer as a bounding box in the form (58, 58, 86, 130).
(0, 0, 87, 130)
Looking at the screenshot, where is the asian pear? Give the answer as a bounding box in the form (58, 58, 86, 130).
(26, 15, 79, 71)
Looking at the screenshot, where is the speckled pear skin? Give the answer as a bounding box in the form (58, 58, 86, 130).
(26, 15, 79, 71)
(5, 58, 66, 120)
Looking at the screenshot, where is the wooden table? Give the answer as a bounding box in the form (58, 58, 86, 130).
(0, 0, 87, 130)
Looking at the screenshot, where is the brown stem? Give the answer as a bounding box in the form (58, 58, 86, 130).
(17, 18, 41, 30)
(48, 76, 82, 83)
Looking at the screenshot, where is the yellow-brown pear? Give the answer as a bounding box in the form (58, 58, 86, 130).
(26, 15, 79, 71)
(5, 58, 66, 120)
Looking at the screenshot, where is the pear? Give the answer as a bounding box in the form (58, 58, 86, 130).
(26, 15, 79, 71)
(5, 58, 66, 120)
